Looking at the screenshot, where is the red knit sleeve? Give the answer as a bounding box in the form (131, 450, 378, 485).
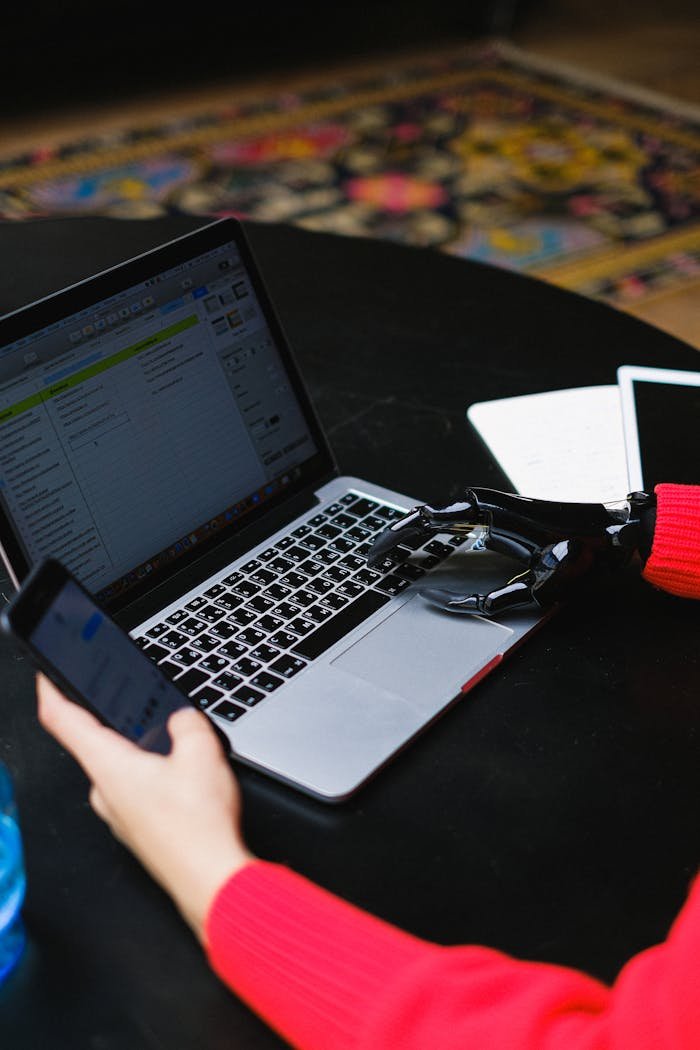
(642, 483, 700, 598)
(204, 861, 700, 1050)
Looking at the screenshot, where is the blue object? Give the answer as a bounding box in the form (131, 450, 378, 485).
(0, 763, 26, 984)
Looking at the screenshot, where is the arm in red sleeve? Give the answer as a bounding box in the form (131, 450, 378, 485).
(204, 861, 700, 1050)
(642, 483, 700, 599)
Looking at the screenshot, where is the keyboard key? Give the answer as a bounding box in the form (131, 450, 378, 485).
(222, 571, 243, 587)
(165, 609, 188, 625)
(255, 614, 284, 633)
(258, 548, 277, 562)
(204, 583, 226, 599)
(196, 605, 226, 624)
(146, 622, 168, 639)
(280, 571, 308, 589)
(247, 594, 275, 614)
(190, 634, 220, 654)
(134, 636, 150, 648)
(313, 548, 340, 565)
(269, 556, 294, 574)
(264, 582, 292, 602)
(315, 523, 342, 540)
(237, 627, 266, 647)
(292, 524, 312, 538)
(395, 562, 425, 581)
(355, 567, 381, 586)
(291, 589, 316, 608)
(424, 540, 454, 559)
(199, 654, 231, 675)
(298, 559, 323, 577)
(143, 642, 168, 663)
(339, 554, 364, 571)
(284, 545, 310, 563)
(212, 671, 244, 692)
(213, 594, 243, 612)
(320, 592, 350, 611)
(332, 512, 357, 529)
(375, 575, 411, 596)
(339, 493, 358, 505)
(232, 580, 259, 599)
(250, 643, 280, 664)
(160, 629, 189, 650)
(250, 671, 284, 694)
(275, 536, 294, 551)
(345, 497, 380, 518)
(362, 515, 386, 532)
(325, 502, 344, 515)
(298, 534, 325, 551)
(241, 559, 261, 573)
(328, 537, 354, 554)
(185, 596, 208, 612)
(376, 505, 404, 521)
(210, 699, 246, 721)
(274, 601, 303, 620)
(293, 590, 390, 661)
(309, 513, 327, 527)
(269, 653, 308, 679)
(232, 655, 262, 680)
(218, 640, 248, 660)
(287, 617, 315, 636)
(337, 580, 365, 600)
(208, 621, 236, 640)
(249, 568, 276, 587)
(232, 685, 265, 707)
(158, 661, 182, 681)
(269, 630, 298, 649)
(233, 657, 262, 678)
(347, 525, 371, 543)
(323, 565, 351, 583)
(228, 607, 257, 628)
(307, 577, 333, 595)
(191, 685, 223, 709)
(170, 646, 201, 667)
(179, 617, 207, 637)
(176, 668, 210, 695)
(305, 604, 333, 623)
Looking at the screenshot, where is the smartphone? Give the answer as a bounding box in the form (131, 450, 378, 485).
(1, 557, 198, 754)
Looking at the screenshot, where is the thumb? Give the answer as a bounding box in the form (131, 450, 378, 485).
(167, 704, 219, 757)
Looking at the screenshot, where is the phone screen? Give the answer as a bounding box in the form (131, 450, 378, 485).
(633, 380, 700, 490)
(29, 577, 191, 753)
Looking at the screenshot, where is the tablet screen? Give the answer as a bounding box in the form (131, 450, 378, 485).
(618, 366, 700, 491)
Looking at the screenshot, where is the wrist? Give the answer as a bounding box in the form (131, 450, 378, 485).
(174, 843, 257, 943)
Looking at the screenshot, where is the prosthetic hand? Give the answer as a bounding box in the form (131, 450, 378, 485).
(367, 488, 657, 617)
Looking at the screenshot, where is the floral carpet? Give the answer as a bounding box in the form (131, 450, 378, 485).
(2, 41, 699, 308)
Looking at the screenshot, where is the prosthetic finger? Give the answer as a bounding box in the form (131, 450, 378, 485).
(420, 576, 538, 617)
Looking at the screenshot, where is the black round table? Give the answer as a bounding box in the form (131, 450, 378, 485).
(1, 217, 699, 1048)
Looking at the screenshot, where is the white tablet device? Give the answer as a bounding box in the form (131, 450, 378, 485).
(617, 364, 700, 491)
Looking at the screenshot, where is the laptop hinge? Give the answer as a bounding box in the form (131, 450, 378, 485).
(116, 480, 328, 631)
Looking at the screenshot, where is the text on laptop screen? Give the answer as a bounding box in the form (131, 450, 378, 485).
(0, 239, 318, 601)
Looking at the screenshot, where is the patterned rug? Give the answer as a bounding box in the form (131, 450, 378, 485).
(2, 41, 699, 309)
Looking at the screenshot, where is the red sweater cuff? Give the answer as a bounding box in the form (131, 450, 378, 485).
(642, 483, 700, 599)
(204, 860, 431, 1050)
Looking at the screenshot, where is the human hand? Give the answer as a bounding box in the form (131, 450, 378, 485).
(36, 674, 255, 942)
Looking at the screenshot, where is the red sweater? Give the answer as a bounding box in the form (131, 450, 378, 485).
(204, 483, 700, 1049)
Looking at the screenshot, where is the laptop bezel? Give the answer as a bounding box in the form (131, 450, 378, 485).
(0, 218, 338, 610)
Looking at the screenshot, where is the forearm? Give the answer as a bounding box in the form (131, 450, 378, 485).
(204, 862, 700, 1050)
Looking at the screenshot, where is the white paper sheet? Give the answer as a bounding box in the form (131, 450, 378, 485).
(467, 385, 630, 503)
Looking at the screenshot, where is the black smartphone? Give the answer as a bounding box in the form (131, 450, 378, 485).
(1, 557, 198, 754)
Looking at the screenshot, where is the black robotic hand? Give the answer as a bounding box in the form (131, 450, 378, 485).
(367, 488, 657, 617)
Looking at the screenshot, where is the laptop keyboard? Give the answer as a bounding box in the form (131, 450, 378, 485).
(134, 492, 463, 726)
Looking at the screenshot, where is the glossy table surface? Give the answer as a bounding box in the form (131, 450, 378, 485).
(0, 216, 699, 1048)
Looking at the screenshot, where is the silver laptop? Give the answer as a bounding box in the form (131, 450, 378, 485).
(0, 218, 543, 801)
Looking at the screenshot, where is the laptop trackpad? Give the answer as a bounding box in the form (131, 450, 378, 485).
(331, 595, 513, 706)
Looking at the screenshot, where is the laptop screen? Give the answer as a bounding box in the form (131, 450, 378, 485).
(0, 221, 331, 607)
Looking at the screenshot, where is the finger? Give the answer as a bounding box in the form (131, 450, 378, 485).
(36, 673, 137, 776)
(168, 705, 221, 760)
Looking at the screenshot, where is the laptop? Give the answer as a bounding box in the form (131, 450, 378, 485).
(0, 218, 543, 801)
